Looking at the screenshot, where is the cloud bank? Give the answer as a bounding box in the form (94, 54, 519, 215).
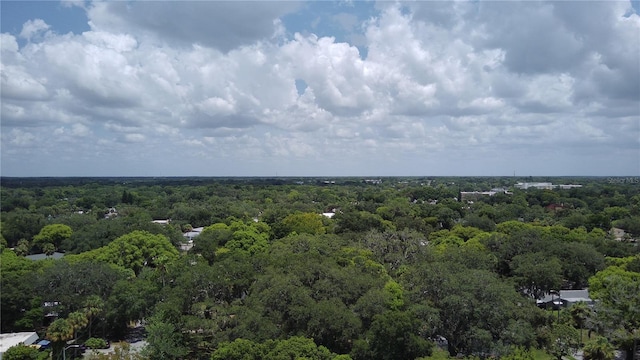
(1, 1, 639, 176)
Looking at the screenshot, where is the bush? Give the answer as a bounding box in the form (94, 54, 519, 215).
(85, 338, 108, 349)
(3, 344, 48, 360)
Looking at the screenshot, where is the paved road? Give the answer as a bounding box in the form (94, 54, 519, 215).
(85, 340, 147, 358)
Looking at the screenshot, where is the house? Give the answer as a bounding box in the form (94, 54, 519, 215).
(152, 219, 171, 225)
(0, 332, 39, 359)
(25, 252, 65, 261)
(43, 301, 62, 320)
(536, 289, 593, 309)
(183, 227, 204, 241)
(105, 207, 118, 219)
(181, 227, 204, 252)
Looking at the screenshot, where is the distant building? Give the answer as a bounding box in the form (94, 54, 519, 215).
(152, 219, 171, 225)
(181, 227, 204, 252)
(184, 227, 204, 241)
(514, 182, 582, 190)
(0, 332, 39, 359)
(557, 184, 583, 189)
(537, 289, 593, 309)
(25, 252, 65, 261)
(105, 207, 118, 219)
(460, 188, 510, 202)
(514, 182, 554, 190)
(460, 191, 497, 201)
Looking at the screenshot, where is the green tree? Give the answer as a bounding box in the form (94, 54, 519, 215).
(81, 295, 104, 338)
(46, 318, 74, 360)
(143, 313, 188, 360)
(3, 344, 47, 360)
(547, 323, 580, 360)
(35, 260, 126, 319)
(42, 242, 56, 256)
(67, 311, 89, 339)
(33, 224, 72, 252)
(511, 252, 563, 299)
(583, 336, 615, 360)
(356, 310, 433, 360)
(211, 338, 263, 360)
(402, 262, 536, 356)
(569, 301, 591, 345)
(211, 337, 344, 360)
(589, 266, 640, 358)
(359, 230, 429, 272)
(263, 337, 337, 360)
(1, 209, 46, 247)
(222, 221, 270, 255)
(0, 250, 40, 331)
(14, 239, 30, 256)
(83, 230, 179, 275)
(191, 223, 233, 264)
(501, 346, 534, 360)
(278, 212, 326, 237)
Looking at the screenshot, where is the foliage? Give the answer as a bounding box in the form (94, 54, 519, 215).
(85, 338, 109, 349)
(85, 342, 143, 360)
(277, 212, 327, 237)
(3, 344, 48, 360)
(582, 336, 615, 360)
(502, 346, 535, 360)
(511, 252, 563, 299)
(143, 312, 189, 360)
(545, 323, 580, 360)
(211, 337, 345, 360)
(2, 177, 639, 359)
(588, 265, 640, 354)
(79, 230, 179, 275)
(355, 310, 433, 360)
(33, 224, 72, 252)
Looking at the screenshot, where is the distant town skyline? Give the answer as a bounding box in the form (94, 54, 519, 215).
(1, 1, 639, 177)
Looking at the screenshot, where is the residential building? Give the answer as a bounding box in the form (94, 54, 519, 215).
(0, 332, 39, 359)
(536, 289, 593, 309)
(25, 252, 65, 261)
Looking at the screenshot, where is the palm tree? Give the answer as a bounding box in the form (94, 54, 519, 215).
(569, 301, 591, 345)
(583, 336, 615, 360)
(83, 295, 105, 338)
(67, 311, 89, 340)
(46, 318, 74, 360)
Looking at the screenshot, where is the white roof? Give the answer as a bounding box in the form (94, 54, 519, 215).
(0, 332, 39, 357)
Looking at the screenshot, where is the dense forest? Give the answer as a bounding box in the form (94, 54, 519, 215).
(1, 176, 639, 360)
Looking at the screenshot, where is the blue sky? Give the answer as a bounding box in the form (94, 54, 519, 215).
(1, 1, 639, 176)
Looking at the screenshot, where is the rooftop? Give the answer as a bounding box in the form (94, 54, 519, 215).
(25, 252, 65, 261)
(0, 332, 39, 356)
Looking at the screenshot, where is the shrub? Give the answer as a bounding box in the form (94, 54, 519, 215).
(85, 338, 108, 349)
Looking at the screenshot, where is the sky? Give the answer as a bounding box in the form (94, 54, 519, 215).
(1, 1, 639, 177)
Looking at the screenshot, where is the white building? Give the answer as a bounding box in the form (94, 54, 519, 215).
(514, 182, 554, 190)
(0, 332, 39, 359)
(181, 227, 204, 252)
